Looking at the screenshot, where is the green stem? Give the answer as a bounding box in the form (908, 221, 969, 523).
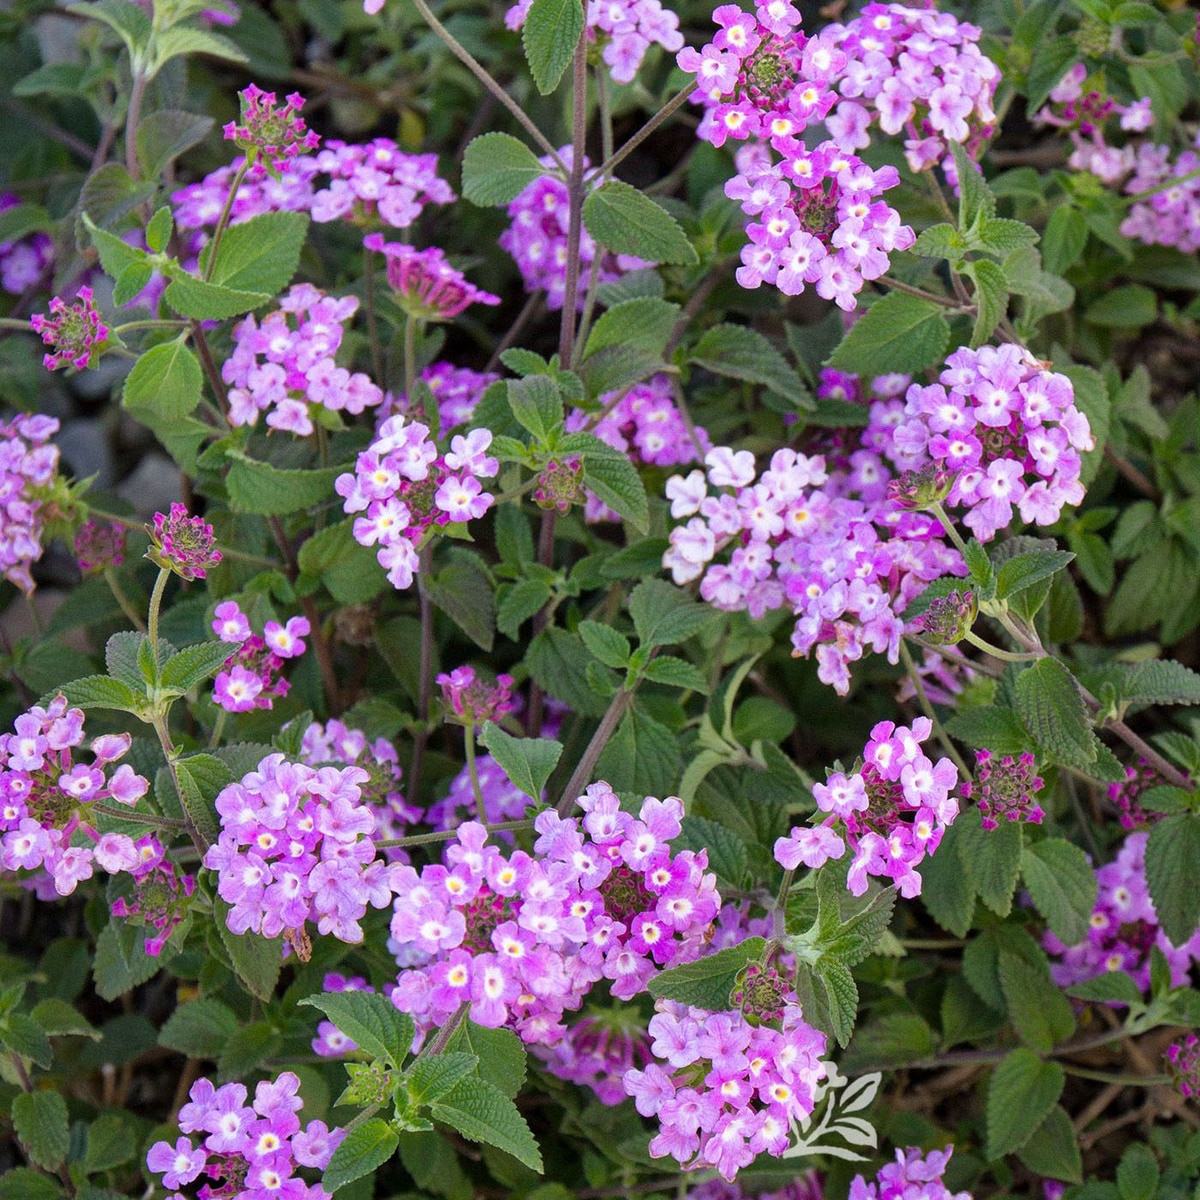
(92, 801, 186, 828)
(364, 245, 384, 387)
(85, 506, 279, 568)
(596, 85, 692, 178)
(404, 313, 418, 401)
(1061, 1065, 1170, 1086)
(146, 567, 170, 681)
(112, 319, 188, 335)
(1119, 164, 1200, 208)
(375, 818, 535, 850)
(208, 708, 228, 751)
(558, 34, 589, 369)
(464, 725, 485, 820)
(556, 686, 635, 815)
(900, 638, 973, 780)
(125, 71, 148, 180)
(203, 159, 251, 283)
(929, 501, 970, 560)
(962, 630, 1039, 662)
(103, 567, 146, 632)
(878, 275, 963, 308)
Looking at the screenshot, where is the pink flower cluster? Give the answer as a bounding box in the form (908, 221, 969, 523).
(146, 1071, 343, 1200)
(300, 718, 420, 854)
(623, 993, 827, 1179)
(1105, 758, 1163, 832)
(1120, 132, 1200, 255)
(223, 284, 383, 434)
(1045, 830, 1200, 993)
(849, 1146, 969, 1200)
(427, 753, 538, 831)
(386, 361, 499, 431)
(775, 717, 961, 898)
(388, 784, 720, 1044)
(0, 696, 151, 896)
(876, 343, 1093, 540)
(502, 148, 649, 311)
(74, 519, 126, 575)
(224, 84, 320, 175)
(1032, 65, 1153, 185)
(211, 601, 309, 713)
(726, 141, 914, 310)
(438, 665, 516, 726)
(0, 194, 52, 295)
(336, 414, 499, 590)
(173, 160, 319, 232)
(0, 413, 59, 593)
(203, 753, 396, 943)
(149, 504, 222, 581)
(1168, 1033, 1200, 1100)
(963, 749, 1044, 830)
(538, 1015, 653, 1105)
(31, 286, 108, 371)
(366, 233, 500, 321)
(689, 1172, 825, 1200)
(505, 0, 682, 83)
(663, 444, 960, 694)
(565, 375, 709, 521)
(110, 837, 195, 956)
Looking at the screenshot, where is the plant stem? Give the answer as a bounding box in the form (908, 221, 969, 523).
(92, 801, 187, 828)
(146, 567, 170, 679)
(877, 275, 963, 308)
(900, 638, 972, 780)
(409, 545, 435, 803)
(103, 567, 146, 631)
(597, 86, 692, 178)
(962, 630, 1038, 662)
(125, 72, 148, 179)
(208, 708, 227, 751)
(363, 244, 385, 388)
(1119, 165, 1200, 207)
(556, 687, 634, 814)
(408, 0, 563, 166)
(404, 312, 418, 400)
(203, 159, 251, 283)
(464, 725, 485, 819)
(558, 35, 589, 369)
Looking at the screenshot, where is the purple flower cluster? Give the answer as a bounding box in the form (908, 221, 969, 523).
(0, 413, 60, 593)
(211, 601, 309, 713)
(689, 1172, 825, 1200)
(110, 837, 195, 956)
(505, 0, 682, 83)
(875, 344, 1093, 540)
(310, 972, 375, 1057)
(726, 141, 914, 309)
(849, 1146, 969, 1200)
(336, 415, 499, 590)
(663, 444, 960, 694)
(74, 519, 126, 575)
(0, 194, 52, 295)
(146, 1071, 344, 1200)
(203, 753, 396, 943)
(173, 160, 319, 232)
(310, 141, 455, 228)
(538, 1014, 653, 1105)
(385, 361, 500, 431)
(0, 696, 151, 896)
(623, 992, 827, 1179)
(149, 504, 222, 581)
(775, 717, 961, 898)
(1105, 758, 1164, 831)
(427, 754, 537, 831)
(223, 284, 383, 434)
(963, 749, 1044, 830)
(366, 234, 500, 321)
(30, 285, 108, 371)
(1167, 1033, 1200, 1100)
(437, 665, 517, 726)
(224, 84, 320, 175)
(565, 375, 709, 520)
(1045, 830, 1200, 992)
(389, 784, 720, 1044)
(300, 718, 420, 855)
(502, 149, 649, 311)
(1120, 132, 1200, 255)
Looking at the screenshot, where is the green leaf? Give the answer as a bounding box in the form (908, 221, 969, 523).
(1042, 206, 1088, 276)
(462, 133, 546, 205)
(1087, 284, 1157, 329)
(122, 337, 203, 421)
(497, 579, 552, 639)
(1021, 839, 1097, 945)
(216, 1021, 282, 1080)
(913, 222, 966, 261)
(648, 938, 765, 1009)
(953, 142, 996, 228)
(689, 324, 811, 405)
(159, 997, 239, 1058)
(299, 991, 415, 1067)
(145, 205, 173, 253)
(159, 641, 236, 696)
(443, 1022, 527, 1099)
(1066, 972, 1144, 1006)
(944, 705, 1030, 755)
(977, 218, 1039, 255)
(136, 110, 215, 179)
(0, 1170, 62, 1200)
(93, 920, 162, 1000)
(958, 810, 1022, 917)
(577, 346, 663, 398)
(173, 753, 232, 849)
(585, 297, 679, 358)
(963, 538, 995, 598)
(817, 959, 860, 1049)
(47, 674, 142, 714)
(642, 656, 709, 693)
(401, 1053, 480, 1109)
(426, 560, 495, 651)
(1014, 658, 1095, 768)
(1123, 658, 1200, 706)
(826, 292, 950, 378)
(214, 898, 282, 1002)
(150, 25, 247, 69)
(578, 443, 650, 533)
(522, 0, 584, 94)
(1116, 1143, 1160, 1200)
(297, 520, 386, 606)
(506, 376, 563, 443)
(1016, 1106, 1082, 1184)
(919, 822, 976, 937)
(12, 1091, 69, 1171)
(998, 951, 1075, 1053)
(83, 1113, 138, 1173)
(200, 211, 309, 295)
(430, 1078, 543, 1172)
(1144, 813, 1200, 947)
(595, 703, 681, 797)
(69, 0, 151, 55)
(30, 998, 100, 1040)
(996, 549, 1075, 600)
(479, 722, 562, 802)
(0, 1013, 53, 1068)
(629, 579, 718, 648)
(985, 1048, 1065, 1160)
(225, 453, 342, 516)
(81, 212, 148, 281)
(322, 1119, 399, 1193)
(525, 627, 610, 717)
(582, 180, 698, 266)
(164, 272, 270, 320)
(13, 63, 87, 98)
(968, 258, 1009, 348)
(676, 815, 747, 887)
(577, 620, 631, 669)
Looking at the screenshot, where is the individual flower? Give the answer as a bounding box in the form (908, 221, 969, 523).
(0, 413, 61, 593)
(364, 234, 500, 321)
(223, 84, 320, 174)
(963, 749, 1044, 829)
(147, 503, 222, 581)
(30, 286, 108, 371)
(0, 696, 151, 897)
(74, 520, 126, 575)
(775, 718, 961, 897)
(222, 284, 384, 434)
(848, 1146, 970, 1200)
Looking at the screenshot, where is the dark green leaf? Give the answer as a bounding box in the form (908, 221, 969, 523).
(426, 560, 496, 651)
(1014, 658, 1095, 768)
(827, 292, 950, 379)
(958, 810, 1022, 917)
(322, 1119, 399, 1193)
(159, 997, 240, 1058)
(648, 938, 765, 1009)
(583, 180, 697, 266)
(159, 640, 237, 694)
(479, 721, 562, 802)
(299, 992, 415, 1067)
(12, 1091, 69, 1170)
(430, 1078, 542, 1172)
(985, 1048, 1065, 1160)
(1021, 839, 1097, 945)
(93, 920, 162, 1000)
(690, 324, 810, 405)
(1144, 813, 1200, 947)
(998, 951, 1076, 1052)
(1016, 1105, 1082, 1184)
(136, 110, 215, 179)
(462, 133, 546, 205)
(225, 453, 342, 517)
(214, 898, 282, 1002)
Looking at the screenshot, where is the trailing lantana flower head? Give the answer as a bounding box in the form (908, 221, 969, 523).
(31, 286, 108, 372)
(224, 84, 320, 175)
(849, 1145, 970, 1200)
(148, 503, 222, 581)
(365, 234, 501, 321)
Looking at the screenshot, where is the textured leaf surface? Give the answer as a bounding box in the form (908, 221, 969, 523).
(430, 1078, 543, 1171)
(986, 1049, 1065, 1160)
(583, 180, 697, 265)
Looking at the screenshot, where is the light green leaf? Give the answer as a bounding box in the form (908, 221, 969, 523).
(159, 640, 237, 695)
(164, 272, 270, 320)
(443, 1022, 527, 1099)
(1021, 839, 1097, 945)
(648, 938, 765, 1009)
(94, 920, 162, 1000)
(462, 133, 547, 205)
(82, 212, 148, 281)
(46, 674, 142, 714)
(225, 452, 342, 516)
(1116, 1143, 1160, 1200)
(641, 655, 709, 693)
(322, 1119, 399, 1193)
(826, 292, 950, 378)
(401, 1053, 479, 1108)
(576, 440, 650, 532)
(968, 258, 1009, 348)
(430, 1078, 543, 1172)
(522, 0, 584, 94)
(985, 1048, 1065, 1160)
(995, 549, 1075, 600)
(629, 579, 718, 648)
(12, 1091, 69, 1171)
(299, 992, 415, 1067)
(583, 180, 697, 265)
(1016, 1105, 1082, 1184)
(214, 898, 282, 1002)
(585, 297, 679, 358)
(479, 721, 562, 802)
(577, 620, 631, 668)
(201, 211, 309, 295)
(506, 376, 563, 443)
(136, 110, 215, 179)
(173, 753, 232, 849)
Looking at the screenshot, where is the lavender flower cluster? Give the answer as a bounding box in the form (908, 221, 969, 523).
(849, 1146, 970, 1200)
(0, 193, 52, 295)
(211, 601, 310, 713)
(0, 413, 60, 593)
